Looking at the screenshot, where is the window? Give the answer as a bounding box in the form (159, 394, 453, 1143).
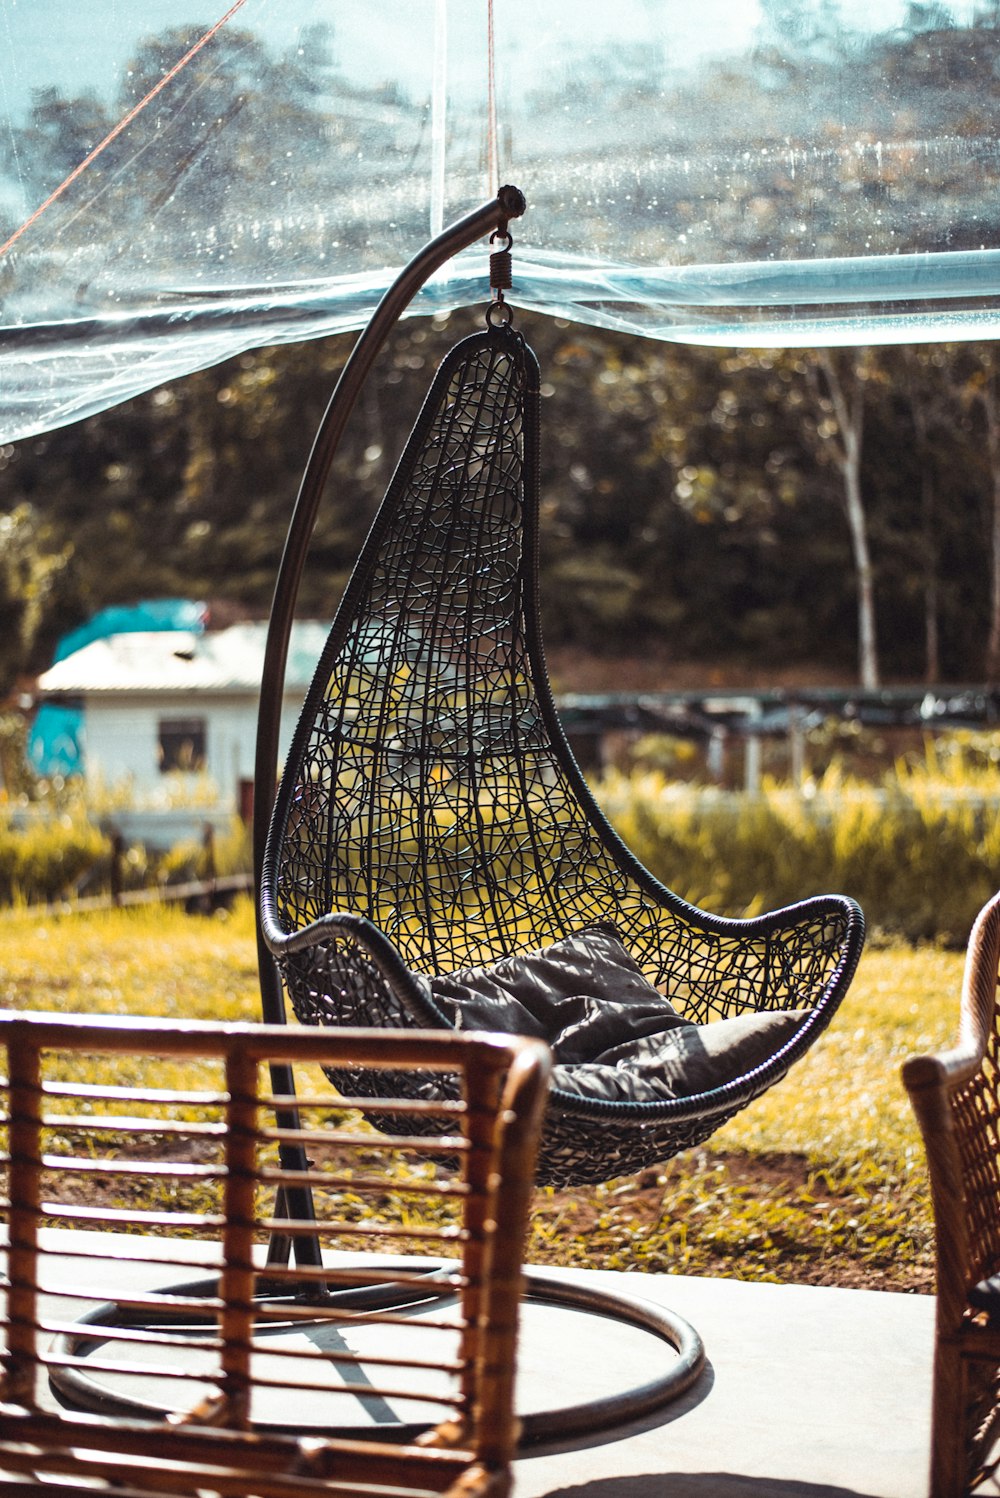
(158, 717, 207, 773)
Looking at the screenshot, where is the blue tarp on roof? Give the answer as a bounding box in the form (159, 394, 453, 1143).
(52, 599, 207, 663)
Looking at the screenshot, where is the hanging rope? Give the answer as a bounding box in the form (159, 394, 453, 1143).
(430, 0, 448, 238)
(0, 0, 249, 260)
(486, 0, 499, 199)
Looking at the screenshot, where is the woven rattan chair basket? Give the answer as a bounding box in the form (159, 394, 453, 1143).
(257, 189, 866, 1189)
(903, 889, 1000, 1498)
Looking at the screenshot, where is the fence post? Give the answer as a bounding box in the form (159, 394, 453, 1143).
(744, 701, 762, 795)
(109, 829, 124, 905)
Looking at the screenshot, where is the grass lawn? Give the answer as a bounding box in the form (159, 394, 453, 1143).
(0, 899, 962, 1292)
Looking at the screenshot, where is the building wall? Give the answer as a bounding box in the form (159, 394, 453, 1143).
(81, 691, 304, 806)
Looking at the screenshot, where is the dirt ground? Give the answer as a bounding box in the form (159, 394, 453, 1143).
(526, 1149, 935, 1295)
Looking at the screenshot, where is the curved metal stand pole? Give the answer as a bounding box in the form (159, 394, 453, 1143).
(251, 187, 527, 1268)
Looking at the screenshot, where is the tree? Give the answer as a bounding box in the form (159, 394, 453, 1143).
(954, 346, 1000, 681)
(0, 506, 74, 693)
(803, 350, 881, 688)
(6, 87, 115, 205)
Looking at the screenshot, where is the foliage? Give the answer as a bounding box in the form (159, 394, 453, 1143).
(153, 818, 251, 888)
(596, 742, 1000, 945)
(0, 505, 74, 692)
(0, 898, 957, 1289)
(0, 777, 251, 906)
(6, 314, 1000, 694)
(0, 712, 36, 800)
(0, 803, 106, 905)
(1, 729, 997, 937)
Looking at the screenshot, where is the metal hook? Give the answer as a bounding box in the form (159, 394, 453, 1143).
(486, 299, 514, 327)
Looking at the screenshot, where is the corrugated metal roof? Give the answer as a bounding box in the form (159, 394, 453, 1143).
(37, 621, 331, 696)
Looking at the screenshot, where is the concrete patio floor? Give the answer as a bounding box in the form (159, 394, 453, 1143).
(11, 1231, 987, 1498)
(514, 1268, 940, 1498)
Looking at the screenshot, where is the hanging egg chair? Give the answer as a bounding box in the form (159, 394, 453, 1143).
(256, 187, 865, 1189)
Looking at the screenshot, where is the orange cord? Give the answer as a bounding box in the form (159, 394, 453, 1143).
(0, 0, 248, 260)
(486, 0, 498, 198)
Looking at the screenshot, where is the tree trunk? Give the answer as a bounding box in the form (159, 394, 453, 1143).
(818, 351, 880, 689)
(924, 547, 941, 686)
(907, 369, 940, 684)
(842, 446, 880, 690)
(981, 375, 1000, 684)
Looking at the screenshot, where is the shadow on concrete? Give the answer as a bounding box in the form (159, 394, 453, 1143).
(535, 1475, 875, 1498)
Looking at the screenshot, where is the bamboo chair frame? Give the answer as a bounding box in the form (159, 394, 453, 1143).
(903, 890, 1000, 1498)
(0, 1011, 549, 1498)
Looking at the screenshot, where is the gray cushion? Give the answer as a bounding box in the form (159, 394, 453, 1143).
(430, 922, 686, 1052)
(550, 1007, 809, 1103)
(429, 924, 810, 1104)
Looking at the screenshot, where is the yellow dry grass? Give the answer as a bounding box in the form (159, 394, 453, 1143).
(0, 898, 965, 1287)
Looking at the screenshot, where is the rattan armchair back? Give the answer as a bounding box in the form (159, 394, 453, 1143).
(0, 1012, 549, 1498)
(904, 890, 1000, 1498)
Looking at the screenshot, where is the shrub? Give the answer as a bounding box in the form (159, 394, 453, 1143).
(0, 795, 250, 907)
(0, 807, 107, 905)
(594, 760, 1000, 946)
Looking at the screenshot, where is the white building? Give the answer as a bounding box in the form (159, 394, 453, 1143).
(36, 621, 329, 809)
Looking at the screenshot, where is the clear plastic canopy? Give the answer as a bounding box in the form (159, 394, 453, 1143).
(3, 0, 1000, 441)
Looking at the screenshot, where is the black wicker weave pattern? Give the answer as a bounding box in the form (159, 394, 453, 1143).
(262, 323, 865, 1187)
(949, 995, 1000, 1483)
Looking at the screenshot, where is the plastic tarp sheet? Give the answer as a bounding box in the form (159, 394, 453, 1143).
(3, 0, 1000, 442)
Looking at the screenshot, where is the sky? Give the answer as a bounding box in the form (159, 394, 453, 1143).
(4, 0, 1000, 440)
(3, 0, 976, 124)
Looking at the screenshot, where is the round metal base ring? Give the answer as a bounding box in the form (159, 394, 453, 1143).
(49, 1264, 706, 1447)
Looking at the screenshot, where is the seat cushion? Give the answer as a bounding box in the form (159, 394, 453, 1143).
(429, 924, 810, 1104)
(430, 922, 687, 1050)
(550, 1007, 809, 1103)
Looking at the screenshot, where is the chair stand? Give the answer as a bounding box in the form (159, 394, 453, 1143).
(48, 1268, 705, 1446)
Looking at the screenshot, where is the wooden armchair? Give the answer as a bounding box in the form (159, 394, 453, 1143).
(0, 1012, 549, 1498)
(903, 890, 1000, 1498)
